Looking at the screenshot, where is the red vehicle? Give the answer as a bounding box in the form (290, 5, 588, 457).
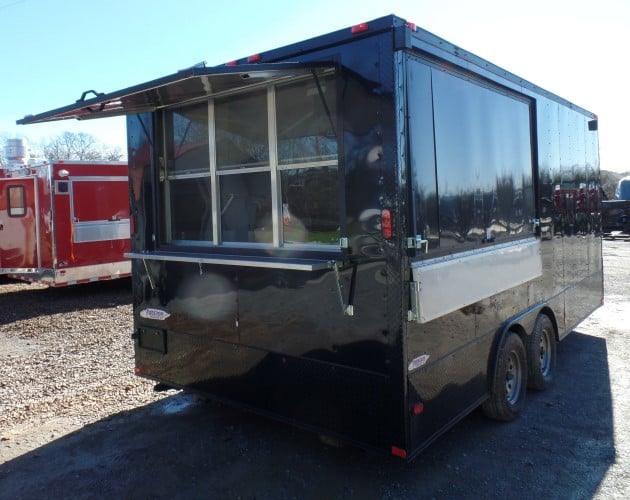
(0, 140, 130, 286)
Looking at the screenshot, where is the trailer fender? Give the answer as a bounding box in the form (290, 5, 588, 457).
(535, 306, 559, 343)
(497, 304, 540, 342)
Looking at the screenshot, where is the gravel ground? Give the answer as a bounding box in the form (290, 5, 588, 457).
(0, 240, 628, 498)
(0, 279, 167, 456)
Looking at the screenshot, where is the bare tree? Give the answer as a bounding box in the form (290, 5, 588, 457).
(41, 132, 98, 160)
(39, 131, 124, 162)
(41, 136, 65, 162)
(102, 146, 124, 162)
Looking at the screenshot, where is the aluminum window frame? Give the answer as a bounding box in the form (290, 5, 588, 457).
(160, 70, 341, 251)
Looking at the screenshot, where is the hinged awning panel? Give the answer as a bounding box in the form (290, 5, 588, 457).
(18, 63, 335, 124)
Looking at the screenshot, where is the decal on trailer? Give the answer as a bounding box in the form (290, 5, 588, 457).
(139, 308, 171, 321)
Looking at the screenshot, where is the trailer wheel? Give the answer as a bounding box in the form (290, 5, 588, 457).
(482, 332, 527, 421)
(526, 314, 556, 391)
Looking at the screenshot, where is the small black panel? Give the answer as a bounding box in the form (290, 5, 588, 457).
(138, 326, 167, 354)
(56, 181, 69, 194)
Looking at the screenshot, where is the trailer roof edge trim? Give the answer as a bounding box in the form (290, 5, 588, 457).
(17, 63, 335, 125)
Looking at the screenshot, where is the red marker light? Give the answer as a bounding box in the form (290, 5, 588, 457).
(381, 209, 393, 239)
(225, 60, 238, 66)
(405, 21, 417, 32)
(351, 22, 369, 34)
(391, 446, 407, 459)
(247, 54, 262, 63)
(410, 402, 424, 415)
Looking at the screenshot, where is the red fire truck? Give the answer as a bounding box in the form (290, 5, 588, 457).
(0, 139, 130, 286)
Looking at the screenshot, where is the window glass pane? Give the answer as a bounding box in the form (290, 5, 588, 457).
(276, 74, 337, 165)
(281, 166, 339, 244)
(215, 91, 268, 170)
(432, 70, 534, 251)
(8, 186, 26, 216)
(220, 171, 272, 243)
(168, 177, 212, 241)
(165, 102, 209, 176)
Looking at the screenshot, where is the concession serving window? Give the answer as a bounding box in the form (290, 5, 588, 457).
(161, 70, 340, 249)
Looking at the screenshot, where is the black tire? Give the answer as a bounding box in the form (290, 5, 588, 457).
(526, 314, 556, 391)
(482, 331, 528, 421)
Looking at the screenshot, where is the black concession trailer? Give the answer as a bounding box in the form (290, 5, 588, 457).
(19, 15, 603, 459)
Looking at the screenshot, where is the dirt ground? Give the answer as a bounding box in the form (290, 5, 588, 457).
(1, 239, 629, 499)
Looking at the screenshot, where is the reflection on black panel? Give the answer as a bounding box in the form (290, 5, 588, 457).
(341, 74, 386, 230)
(432, 70, 534, 249)
(407, 56, 535, 256)
(538, 98, 601, 240)
(407, 60, 439, 250)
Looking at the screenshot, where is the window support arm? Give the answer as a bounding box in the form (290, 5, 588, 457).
(332, 261, 356, 316)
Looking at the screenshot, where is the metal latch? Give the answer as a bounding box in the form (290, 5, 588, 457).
(406, 235, 429, 254)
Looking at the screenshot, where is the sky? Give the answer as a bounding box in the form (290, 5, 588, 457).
(0, 0, 628, 172)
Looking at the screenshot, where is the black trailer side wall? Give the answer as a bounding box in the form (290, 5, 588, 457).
(401, 33, 601, 454)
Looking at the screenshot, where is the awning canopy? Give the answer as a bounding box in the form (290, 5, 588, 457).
(17, 63, 335, 125)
